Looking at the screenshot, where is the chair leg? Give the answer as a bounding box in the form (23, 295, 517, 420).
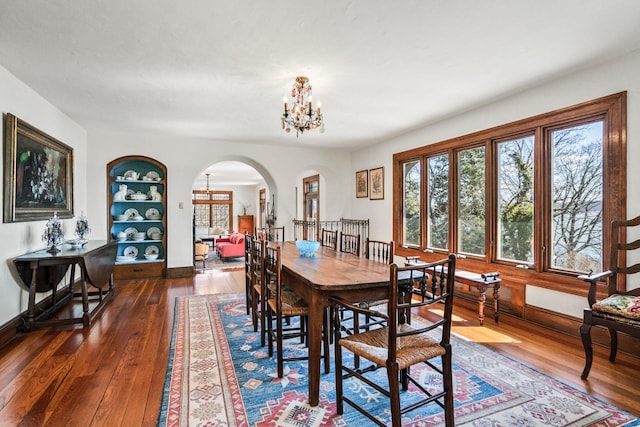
(251, 288, 259, 333)
(442, 350, 455, 426)
(608, 328, 618, 362)
(323, 310, 331, 374)
(387, 361, 401, 427)
(276, 312, 284, 378)
(580, 322, 593, 379)
(260, 294, 267, 347)
(334, 327, 344, 415)
(267, 304, 274, 358)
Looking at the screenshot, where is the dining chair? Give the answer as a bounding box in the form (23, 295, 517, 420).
(244, 233, 253, 315)
(194, 240, 210, 268)
(365, 238, 395, 264)
(320, 228, 338, 250)
(330, 255, 457, 426)
(579, 215, 640, 379)
(250, 237, 268, 346)
(265, 245, 330, 378)
(339, 232, 360, 256)
(256, 226, 285, 242)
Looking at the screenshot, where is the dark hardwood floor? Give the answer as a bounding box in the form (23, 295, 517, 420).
(0, 268, 638, 426)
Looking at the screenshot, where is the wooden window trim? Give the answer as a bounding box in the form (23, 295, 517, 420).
(393, 92, 626, 298)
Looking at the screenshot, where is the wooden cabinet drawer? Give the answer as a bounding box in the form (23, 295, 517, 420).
(114, 262, 165, 280)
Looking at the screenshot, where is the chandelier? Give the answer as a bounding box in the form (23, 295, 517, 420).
(201, 173, 214, 193)
(281, 76, 324, 137)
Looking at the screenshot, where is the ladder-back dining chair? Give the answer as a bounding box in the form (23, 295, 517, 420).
(250, 237, 267, 346)
(265, 245, 330, 378)
(330, 255, 457, 426)
(244, 233, 253, 315)
(579, 215, 640, 379)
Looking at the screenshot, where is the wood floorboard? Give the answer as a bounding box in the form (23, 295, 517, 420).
(0, 268, 637, 426)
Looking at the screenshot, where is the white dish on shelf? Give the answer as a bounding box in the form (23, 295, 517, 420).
(144, 253, 159, 260)
(123, 170, 139, 180)
(114, 214, 126, 221)
(128, 192, 148, 201)
(145, 208, 160, 219)
(123, 246, 138, 257)
(116, 255, 136, 262)
(132, 232, 146, 241)
(124, 227, 138, 239)
(145, 245, 160, 255)
(124, 208, 140, 220)
(144, 171, 160, 181)
(147, 226, 161, 238)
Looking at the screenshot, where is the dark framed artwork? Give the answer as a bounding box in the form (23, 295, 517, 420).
(369, 167, 384, 200)
(3, 113, 74, 222)
(355, 169, 368, 198)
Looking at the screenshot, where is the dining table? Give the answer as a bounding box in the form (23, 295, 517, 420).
(278, 241, 391, 406)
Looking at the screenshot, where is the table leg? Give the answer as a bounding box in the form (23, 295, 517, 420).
(493, 282, 500, 322)
(80, 269, 91, 326)
(25, 262, 39, 331)
(478, 284, 487, 326)
(307, 293, 324, 407)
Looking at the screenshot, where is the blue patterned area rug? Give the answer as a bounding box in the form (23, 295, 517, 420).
(157, 293, 639, 426)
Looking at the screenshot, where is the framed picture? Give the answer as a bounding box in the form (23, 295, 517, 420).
(355, 169, 368, 198)
(3, 113, 74, 222)
(369, 167, 384, 200)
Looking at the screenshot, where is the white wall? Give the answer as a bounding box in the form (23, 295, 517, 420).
(351, 49, 640, 318)
(0, 65, 88, 325)
(84, 128, 352, 268)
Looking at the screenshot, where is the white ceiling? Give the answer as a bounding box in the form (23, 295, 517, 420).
(1, 0, 640, 154)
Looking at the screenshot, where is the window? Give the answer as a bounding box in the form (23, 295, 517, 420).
(550, 121, 604, 273)
(393, 92, 626, 292)
(427, 154, 449, 250)
(192, 190, 233, 231)
(402, 160, 420, 247)
(497, 135, 534, 263)
(457, 146, 486, 256)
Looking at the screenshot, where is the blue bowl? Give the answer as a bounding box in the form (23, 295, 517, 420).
(296, 240, 320, 257)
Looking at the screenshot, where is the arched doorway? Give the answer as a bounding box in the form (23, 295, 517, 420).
(192, 161, 267, 239)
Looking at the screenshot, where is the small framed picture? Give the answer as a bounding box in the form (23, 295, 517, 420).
(369, 167, 384, 200)
(355, 170, 368, 198)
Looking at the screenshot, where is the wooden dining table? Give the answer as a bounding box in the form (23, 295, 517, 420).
(278, 241, 391, 406)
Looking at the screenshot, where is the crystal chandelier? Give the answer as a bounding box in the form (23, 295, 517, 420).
(281, 76, 324, 137)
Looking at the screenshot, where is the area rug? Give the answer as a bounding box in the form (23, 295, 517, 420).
(158, 293, 639, 426)
(202, 251, 244, 271)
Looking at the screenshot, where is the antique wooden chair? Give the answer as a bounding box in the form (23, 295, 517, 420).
(257, 226, 285, 242)
(365, 238, 395, 264)
(194, 241, 210, 268)
(320, 228, 338, 250)
(244, 233, 253, 315)
(250, 237, 268, 346)
(579, 216, 640, 379)
(330, 255, 457, 426)
(265, 245, 330, 378)
(339, 232, 360, 256)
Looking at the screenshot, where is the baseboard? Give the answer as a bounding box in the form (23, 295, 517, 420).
(0, 290, 62, 349)
(167, 266, 194, 278)
(524, 304, 640, 357)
